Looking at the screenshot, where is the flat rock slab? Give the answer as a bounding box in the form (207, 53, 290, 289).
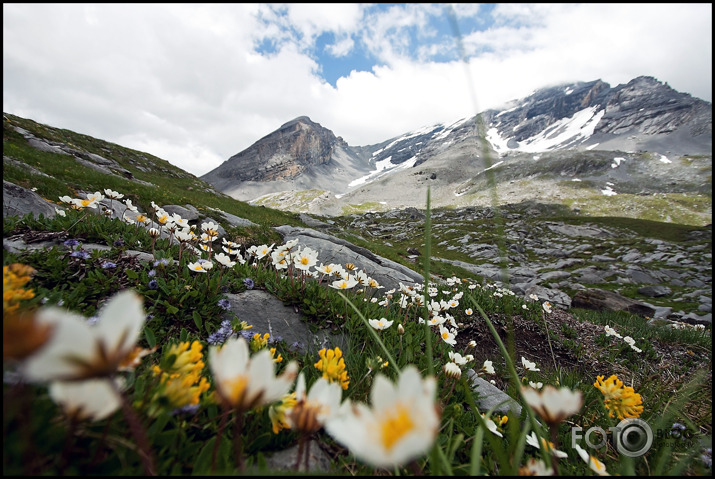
(225, 290, 346, 353)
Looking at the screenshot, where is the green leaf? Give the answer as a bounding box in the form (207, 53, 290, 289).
(166, 303, 179, 315)
(192, 437, 216, 475)
(180, 328, 188, 342)
(144, 327, 156, 348)
(193, 311, 203, 330)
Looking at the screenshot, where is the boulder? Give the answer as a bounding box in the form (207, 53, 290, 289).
(3, 180, 57, 219)
(571, 288, 656, 318)
(274, 225, 424, 291)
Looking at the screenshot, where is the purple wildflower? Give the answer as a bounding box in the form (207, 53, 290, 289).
(101, 261, 117, 269)
(243, 278, 254, 290)
(154, 258, 170, 267)
(148, 279, 158, 290)
(217, 298, 231, 311)
(113, 239, 125, 247)
(148, 269, 156, 277)
(70, 250, 91, 259)
(64, 239, 80, 249)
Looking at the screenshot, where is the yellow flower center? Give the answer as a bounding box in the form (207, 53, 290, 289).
(300, 257, 310, 265)
(224, 375, 249, 407)
(380, 405, 414, 451)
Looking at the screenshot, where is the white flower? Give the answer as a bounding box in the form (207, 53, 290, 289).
(443, 362, 461, 379)
(213, 252, 236, 268)
(324, 365, 439, 469)
(605, 325, 622, 338)
(483, 416, 503, 437)
(368, 318, 394, 331)
(529, 381, 544, 389)
(542, 301, 552, 314)
(525, 431, 568, 458)
(209, 336, 298, 411)
(482, 360, 495, 375)
(529, 294, 539, 301)
(285, 372, 343, 433)
(573, 444, 610, 475)
(21, 290, 146, 382)
(448, 351, 468, 366)
(521, 356, 540, 372)
(522, 385, 583, 425)
(55, 207, 66, 217)
(103, 188, 124, 199)
(49, 378, 121, 422)
(123, 199, 138, 212)
(330, 277, 359, 290)
(438, 325, 457, 346)
(293, 247, 319, 271)
(187, 261, 209, 273)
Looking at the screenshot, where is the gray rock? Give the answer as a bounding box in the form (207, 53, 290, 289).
(299, 213, 330, 228)
(262, 439, 334, 473)
(162, 204, 200, 221)
(223, 290, 346, 353)
(3, 180, 57, 219)
(27, 138, 68, 155)
(274, 225, 424, 291)
(525, 285, 572, 310)
(466, 369, 522, 416)
(637, 285, 673, 297)
(571, 288, 656, 318)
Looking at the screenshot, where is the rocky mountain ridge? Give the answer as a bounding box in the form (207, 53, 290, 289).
(201, 76, 712, 219)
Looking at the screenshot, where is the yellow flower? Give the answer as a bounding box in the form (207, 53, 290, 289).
(269, 391, 297, 434)
(250, 332, 270, 352)
(3, 263, 36, 314)
(150, 341, 210, 414)
(270, 347, 283, 363)
(314, 347, 350, 390)
(593, 375, 643, 419)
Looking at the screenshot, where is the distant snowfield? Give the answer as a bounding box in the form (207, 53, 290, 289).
(487, 106, 606, 155)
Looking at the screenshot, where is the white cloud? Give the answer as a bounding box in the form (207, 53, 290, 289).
(3, 3, 711, 179)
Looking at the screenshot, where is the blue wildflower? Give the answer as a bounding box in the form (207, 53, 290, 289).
(154, 258, 170, 267)
(148, 279, 158, 290)
(148, 269, 156, 277)
(64, 239, 80, 249)
(101, 261, 117, 269)
(217, 298, 231, 311)
(113, 239, 125, 247)
(208, 319, 234, 345)
(171, 404, 200, 416)
(244, 278, 255, 290)
(70, 250, 91, 259)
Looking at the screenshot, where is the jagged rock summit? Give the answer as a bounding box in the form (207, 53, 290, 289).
(201, 116, 373, 202)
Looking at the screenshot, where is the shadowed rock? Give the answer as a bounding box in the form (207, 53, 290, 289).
(571, 288, 656, 318)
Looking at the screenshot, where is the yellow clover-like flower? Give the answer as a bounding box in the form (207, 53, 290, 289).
(593, 374, 644, 419)
(314, 347, 350, 390)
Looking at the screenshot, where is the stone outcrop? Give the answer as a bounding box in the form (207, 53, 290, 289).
(571, 288, 657, 318)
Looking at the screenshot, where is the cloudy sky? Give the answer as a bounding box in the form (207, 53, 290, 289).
(3, 3, 712, 177)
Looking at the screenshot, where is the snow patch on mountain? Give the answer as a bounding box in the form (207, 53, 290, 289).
(488, 107, 606, 155)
